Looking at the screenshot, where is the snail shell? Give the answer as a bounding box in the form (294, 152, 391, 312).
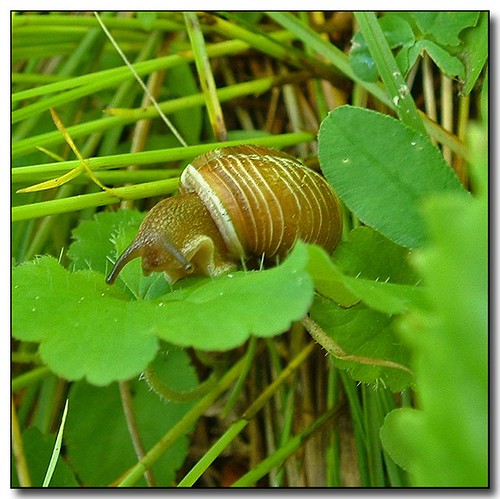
(106, 145, 342, 284)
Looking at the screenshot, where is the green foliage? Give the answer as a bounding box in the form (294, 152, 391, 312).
(64, 350, 199, 486)
(380, 127, 488, 486)
(12, 212, 315, 384)
(411, 12, 479, 46)
(308, 239, 425, 316)
(307, 230, 419, 392)
(318, 106, 466, 248)
(310, 298, 411, 392)
(349, 11, 487, 93)
(11, 11, 488, 488)
(333, 227, 419, 284)
(12, 256, 159, 385)
(350, 14, 415, 82)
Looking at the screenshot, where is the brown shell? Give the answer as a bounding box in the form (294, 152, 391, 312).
(180, 145, 342, 260)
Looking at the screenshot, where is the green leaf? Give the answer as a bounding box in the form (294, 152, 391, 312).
(306, 244, 359, 307)
(13, 242, 314, 378)
(310, 297, 412, 392)
(64, 349, 198, 487)
(308, 241, 424, 316)
(342, 276, 425, 316)
(349, 14, 415, 82)
(349, 38, 378, 83)
(318, 106, 467, 248)
(12, 256, 159, 385)
(11, 427, 79, 487)
(381, 186, 487, 485)
(333, 227, 419, 284)
(407, 40, 465, 79)
(68, 210, 145, 274)
(379, 408, 419, 471)
(152, 242, 314, 350)
(458, 11, 489, 95)
(411, 12, 480, 47)
(69, 210, 170, 300)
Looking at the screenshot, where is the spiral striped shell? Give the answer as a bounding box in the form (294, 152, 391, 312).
(106, 144, 343, 285)
(180, 145, 342, 261)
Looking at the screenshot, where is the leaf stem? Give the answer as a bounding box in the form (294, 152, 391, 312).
(119, 381, 156, 486)
(302, 316, 413, 375)
(221, 336, 258, 418)
(142, 363, 219, 403)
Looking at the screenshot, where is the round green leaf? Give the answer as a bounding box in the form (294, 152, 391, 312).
(12, 256, 159, 385)
(318, 106, 466, 248)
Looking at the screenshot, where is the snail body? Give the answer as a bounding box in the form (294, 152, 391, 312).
(106, 145, 342, 284)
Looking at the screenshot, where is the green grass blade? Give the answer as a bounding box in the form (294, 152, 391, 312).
(42, 399, 69, 487)
(13, 131, 312, 182)
(185, 12, 226, 141)
(354, 12, 426, 135)
(12, 76, 276, 158)
(231, 405, 341, 487)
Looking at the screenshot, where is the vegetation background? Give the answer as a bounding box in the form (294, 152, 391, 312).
(11, 11, 488, 488)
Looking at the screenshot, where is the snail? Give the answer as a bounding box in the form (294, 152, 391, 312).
(106, 145, 342, 285)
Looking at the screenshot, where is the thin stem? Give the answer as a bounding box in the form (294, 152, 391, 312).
(441, 74, 454, 165)
(302, 316, 413, 375)
(143, 363, 219, 403)
(118, 381, 156, 486)
(422, 53, 437, 124)
(455, 93, 470, 186)
(12, 398, 32, 487)
(222, 336, 258, 418)
(94, 12, 188, 147)
(12, 366, 52, 392)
